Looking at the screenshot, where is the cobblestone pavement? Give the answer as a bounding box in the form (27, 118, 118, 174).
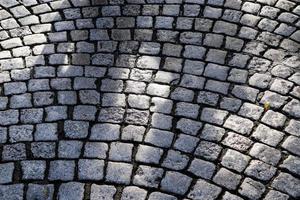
(0, 0, 300, 199)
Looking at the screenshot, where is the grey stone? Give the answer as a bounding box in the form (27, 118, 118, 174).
(222, 132, 253, 152)
(281, 155, 300, 176)
(222, 192, 243, 200)
(0, 110, 19, 125)
(73, 105, 97, 121)
(26, 184, 54, 200)
(121, 125, 145, 142)
(175, 102, 200, 119)
(204, 64, 229, 81)
(90, 123, 120, 141)
(162, 44, 182, 57)
(135, 144, 163, 164)
(4, 82, 27, 95)
(133, 165, 164, 188)
(180, 32, 202, 45)
(183, 60, 205, 75)
(28, 79, 49, 91)
(183, 45, 206, 59)
(0, 38, 22, 49)
(264, 190, 289, 200)
(220, 97, 242, 112)
(162, 150, 189, 170)
(213, 168, 242, 190)
(106, 162, 133, 184)
(245, 160, 277, 181)
(102, 93, 125, 107)
(121, 186, 147, 200)
(98, 107, 125, 123)
(78, 159, 104, 180)
(0, 97, 8, 111)
(282, 136, 300, 156)
(145, 129, 174, 148)
(0, 162, 14, 184)
(201, 108, 228, 125)
(188, 158, 216, 179)
(161, 171, 192, 195)
(224, 115, 254, 135)
(151, 113, 173, 130)
(228, 53, 250, 68)
(155, 71, 180, 85)
(58, 182, 84, 200)
(176, 17, 194, 29)
(238, 103, 264, 120)
(195, 141, 222, 161)
(49, 160, 75, 181)
(174, 134, 199, 153)
(64, 120, 89, 139)
(2, 143, 26, 161)
(252, 124, 284, 147)
(35, 123, 57, 141)
(58, 91, 77, 105)
(188, 179, 222, 200)
(147, 83, 170, 97)
(125, 109, 149, 125)
(180, 74, 205, 89)
(31, 142, 56, 159)
(139, 42, 160, 55)
(200, 124, 225, 142)
(249, 143, 281, 165)
(0, 184, 24, 200)
(109, 142, 133, 162)
(128, 94, 150, 109)
(272, 173, 300, 198)
(228, 68, 248, 83)
(58, 140, 83, 158)
(213, 20, 237, 36)
(131, 68, 153, 82)
(270, 78, 294, 94)
(155, 16, 174, 29)
(231, 85, 259, 102)
(33, 92, 54, 106)
(148, 192, 177, 200)
(176, 118, 202, 136)
(45, 106, 67, 121)
(283, 99, 300, 118)
(238, 178, 265, 200)
(205, 49, 227, 64)
(21, 160, 46, 180)
(90, 185, 116, 200)
(221, 149, 250, 172)
(261, 110, 287, 128)
(84, 142, 108, 159)
(205, 80, 230, 95)
(285, 119, 300, 137)
(150, 97, 173, 114)
(195, 18, 213, 32)
(260, 91, 288, 109)
(9, 125, 33, 143)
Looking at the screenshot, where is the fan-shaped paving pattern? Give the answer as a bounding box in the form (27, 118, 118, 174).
(0, 0, 300, 199)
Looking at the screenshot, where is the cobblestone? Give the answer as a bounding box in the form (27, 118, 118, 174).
(221, 149, 250, 172)
(213, 168, 242, 190)
(239, 178, 265, 200)
(0, 0, 298, 198)
(161, 171, 192, 195)
(188, 179, 222, 200)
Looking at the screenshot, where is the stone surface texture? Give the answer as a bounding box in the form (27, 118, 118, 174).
(0, 0, 299, 199)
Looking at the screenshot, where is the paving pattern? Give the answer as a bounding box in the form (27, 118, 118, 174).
(0, 0, 300, 199)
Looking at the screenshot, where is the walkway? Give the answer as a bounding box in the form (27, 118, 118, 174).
(0, 0, 300, 199)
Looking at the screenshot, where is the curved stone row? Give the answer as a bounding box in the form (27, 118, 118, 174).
(0, 0, 300, 199)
